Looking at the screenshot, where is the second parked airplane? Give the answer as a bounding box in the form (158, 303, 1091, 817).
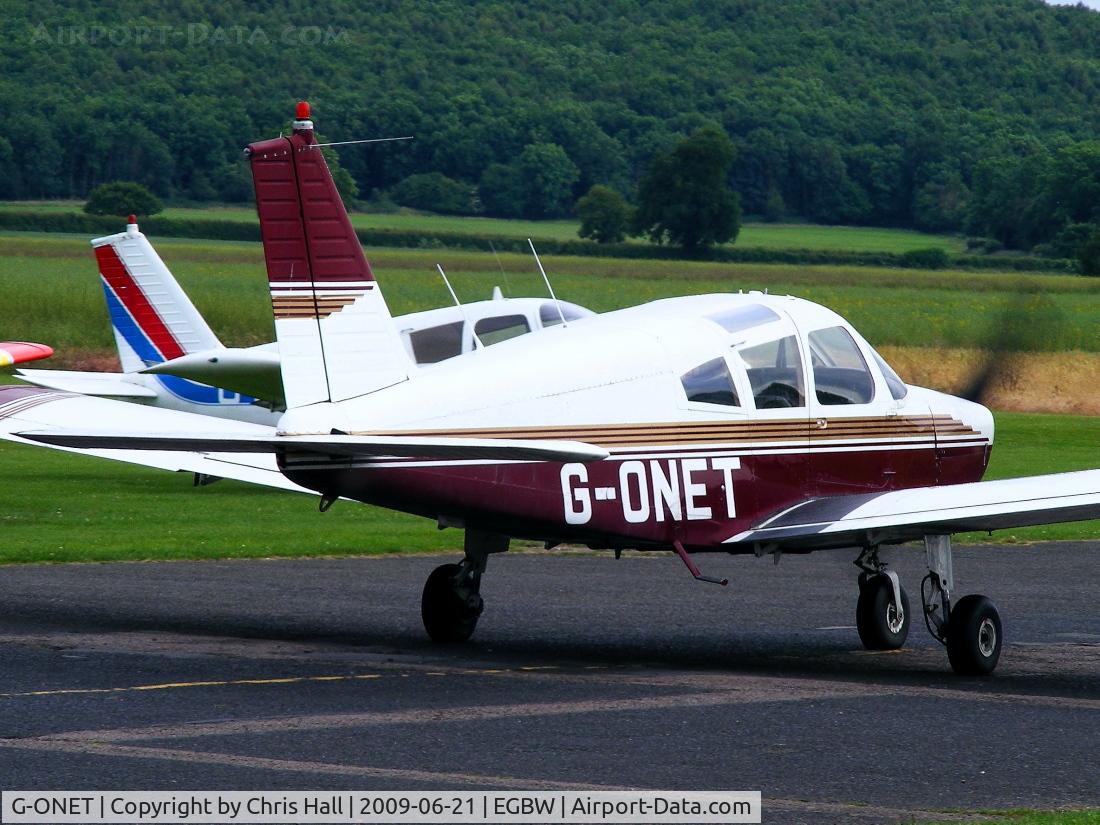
(17, 217, 593, 425)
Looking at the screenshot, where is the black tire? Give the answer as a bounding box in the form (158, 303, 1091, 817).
(856, 575, 910, 650)
(421, 563, 482, 643)
(946, 594, 1002, 676)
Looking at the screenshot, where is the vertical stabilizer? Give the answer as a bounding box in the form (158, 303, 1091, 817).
(246, 101, 411, 408)
(91, 217, 222, 372)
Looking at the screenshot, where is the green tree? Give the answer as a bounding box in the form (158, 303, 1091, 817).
(1078, 228, 1100, 276)
(576, 185, 631, 243)
(913, 168, 970, 232)
(632, 126, 741, 251)
(479, 163, 526, 218)
(319, 143, 359, 207)
(83, 182, 163, 217)
(763, 185, 785, 223)
(1046, 141, 1100, 226)
(515, 143, 579, 219)
(391, 172, 476, 215)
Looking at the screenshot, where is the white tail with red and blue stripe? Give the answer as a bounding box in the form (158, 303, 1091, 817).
(86, 218, 264, 412)
(92, 217, 221, 373)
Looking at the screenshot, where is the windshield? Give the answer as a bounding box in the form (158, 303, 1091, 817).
(871, 349, 908, 400)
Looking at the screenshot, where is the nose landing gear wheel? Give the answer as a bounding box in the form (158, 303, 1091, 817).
(421, 563, 483, 643)
(946, 594, 1002, 676)
(856, 574, 910, 650)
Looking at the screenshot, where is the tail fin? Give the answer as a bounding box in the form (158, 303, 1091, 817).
(246, 101, 411, 408)
(91, 218, 221, 372)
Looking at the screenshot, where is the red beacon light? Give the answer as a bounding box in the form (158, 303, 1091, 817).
(127, 214, 137, 225)
(293, 100, 314, 135)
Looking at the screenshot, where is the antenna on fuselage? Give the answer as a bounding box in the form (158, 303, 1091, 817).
(488, 241, 513, 298)
(436, 264, 484, 350)
(527, 238, 567, 327)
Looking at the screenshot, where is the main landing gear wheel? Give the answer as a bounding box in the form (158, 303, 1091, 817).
(420, 529, 508, 644)
(421, 563, 482, 643)
(922, 535, 1004, 676)
(856, 574, 910, 650)
(946, 594, 1002, 676)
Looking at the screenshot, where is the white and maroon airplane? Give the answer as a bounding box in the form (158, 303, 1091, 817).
(15, 218, 591, 424)
(2, 102, 1097, 676)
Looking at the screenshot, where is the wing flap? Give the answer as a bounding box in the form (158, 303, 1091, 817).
(726, 471, 1100, 550)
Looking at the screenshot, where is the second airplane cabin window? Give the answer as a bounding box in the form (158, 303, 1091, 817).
(738, 336, 807, 409)
(475, 314, 531, 346)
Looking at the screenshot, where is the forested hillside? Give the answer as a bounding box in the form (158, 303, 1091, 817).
(5, 0, 1100, 239)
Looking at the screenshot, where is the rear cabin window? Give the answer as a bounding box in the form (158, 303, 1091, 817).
(409, 321, 464, 364)
(680, 358, 739, 407)
(475, 314, 531, 346)
(737, 335, 806, 408)
(808, 326, 875, 405)
(539, 303, 589, 327)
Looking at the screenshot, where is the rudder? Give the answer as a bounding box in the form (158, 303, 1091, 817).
(246, 101, 411, 408)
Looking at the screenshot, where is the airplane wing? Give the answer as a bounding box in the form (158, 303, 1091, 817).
(21, 429, 610, 463)
(1, 342, 53, 366)
(725, 471, 1100, 551)
(0, 386, 309, 494)
(16, 368, 158, 399)
(140, 347, 285, 408)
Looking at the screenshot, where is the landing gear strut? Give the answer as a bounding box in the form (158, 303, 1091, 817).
(922, 535, 1002, 676)
(854, 546, 910, 650)
(421, 529, 508, 643)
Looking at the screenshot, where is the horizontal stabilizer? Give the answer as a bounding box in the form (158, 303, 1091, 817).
(21, 429, 610, 463)
(16, 369, 158, 399)
(726, 470, 1100, 550)
(141, 346, 284, 408)
(0, 385, 308, 494)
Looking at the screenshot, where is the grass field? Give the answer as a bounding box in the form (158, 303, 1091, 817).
(0, 200, 969, 252)
(0, 225, 1094, 560)
(1, 233, 1097, 361)
(922, 813, 1100, 824)
(0, 410, 1095, 564)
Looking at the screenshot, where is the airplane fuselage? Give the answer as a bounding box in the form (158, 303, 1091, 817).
(275, 294, 994, 551)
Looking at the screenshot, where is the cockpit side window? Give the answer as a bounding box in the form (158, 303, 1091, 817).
(808, 326, 875, 405)
(872, 349, 909, 400)
(408, 321, 464, 364)
(680, 358, 740, 407)
(737, 335, 806, 408)
(475, 314, 531, 346)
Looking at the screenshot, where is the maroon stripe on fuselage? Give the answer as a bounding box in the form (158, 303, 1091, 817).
(281, 444, 990, 552)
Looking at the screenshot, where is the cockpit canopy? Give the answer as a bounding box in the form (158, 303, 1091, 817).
(671, 296, 908, 412)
